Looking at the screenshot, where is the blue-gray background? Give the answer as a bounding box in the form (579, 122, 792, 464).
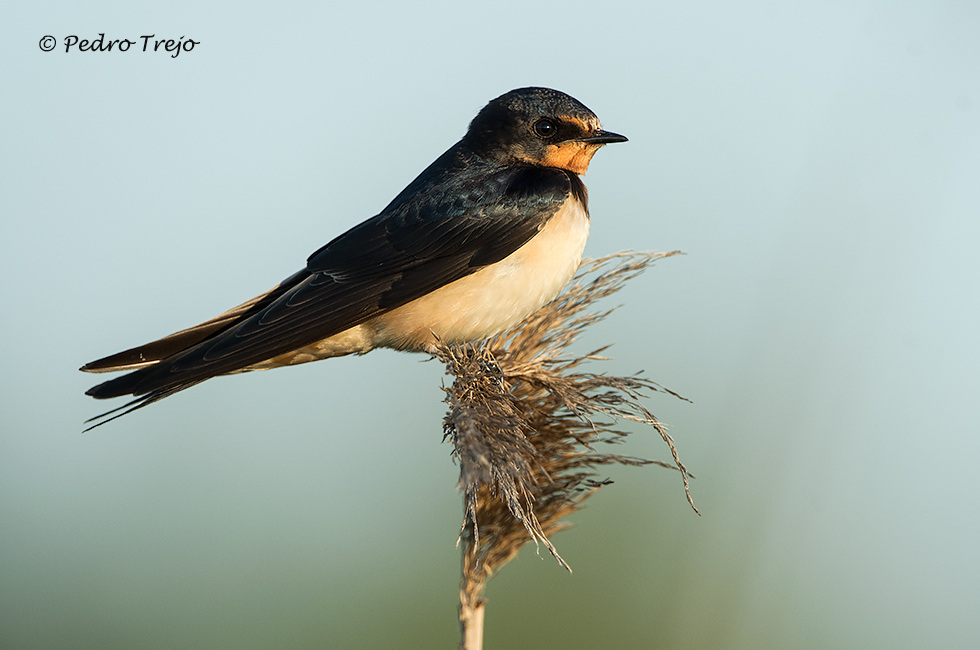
(3, 2, 978, 648)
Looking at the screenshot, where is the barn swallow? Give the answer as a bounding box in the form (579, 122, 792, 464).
(81, 87, 627, 428)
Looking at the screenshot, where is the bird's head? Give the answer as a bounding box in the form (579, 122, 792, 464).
(463, 87, 627, 175)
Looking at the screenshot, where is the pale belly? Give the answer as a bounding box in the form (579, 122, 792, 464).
(246, 199, 589, 369)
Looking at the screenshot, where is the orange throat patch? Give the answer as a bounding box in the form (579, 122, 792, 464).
(540, 142, 602, 175)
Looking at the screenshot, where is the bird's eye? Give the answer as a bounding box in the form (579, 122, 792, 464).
(532, 118, 558, 139)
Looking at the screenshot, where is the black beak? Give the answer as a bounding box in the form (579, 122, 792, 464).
(576, 130, 628, 144)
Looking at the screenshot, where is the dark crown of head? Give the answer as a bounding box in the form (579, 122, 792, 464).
(463, 87, 598, 156)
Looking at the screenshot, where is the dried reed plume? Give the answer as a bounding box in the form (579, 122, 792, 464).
(437, 251, 696, 650)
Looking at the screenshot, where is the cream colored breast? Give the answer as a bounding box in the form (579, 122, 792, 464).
(371, 198, 590, 351)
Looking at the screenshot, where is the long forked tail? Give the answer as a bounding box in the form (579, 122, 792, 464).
(80, 269, 310, 429)
(82, 381, 206, 431)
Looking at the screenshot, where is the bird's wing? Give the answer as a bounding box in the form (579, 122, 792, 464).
(80, 269, 310, 373)
(82, 164, 582, 418)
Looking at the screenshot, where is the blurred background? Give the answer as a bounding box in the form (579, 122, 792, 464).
(2, 1, 978, 648)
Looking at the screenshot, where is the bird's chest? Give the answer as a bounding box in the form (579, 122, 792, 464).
(376, 199, 590, 349)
